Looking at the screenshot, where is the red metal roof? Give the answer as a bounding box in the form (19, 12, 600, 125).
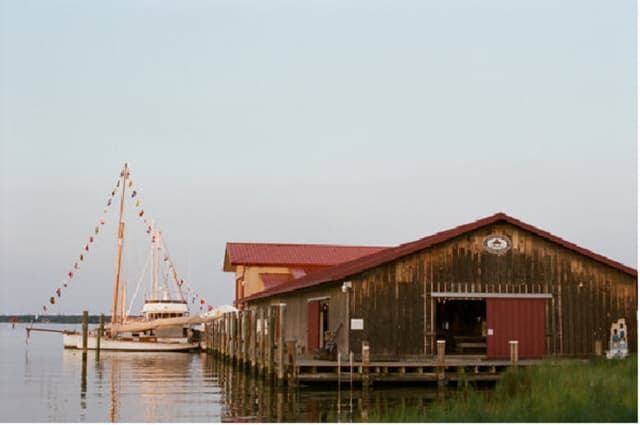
(223, 242, 388, 271)
(244, 212, 637, 302)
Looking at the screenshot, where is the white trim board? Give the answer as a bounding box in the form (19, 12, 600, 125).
(431, 292, 552, 299)
(307, 296, 330, 302)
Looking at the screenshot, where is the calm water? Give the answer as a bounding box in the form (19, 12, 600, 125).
(1, 323, 444, 422)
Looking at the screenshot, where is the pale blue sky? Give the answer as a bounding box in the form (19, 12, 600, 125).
(0, 0, 636, 315)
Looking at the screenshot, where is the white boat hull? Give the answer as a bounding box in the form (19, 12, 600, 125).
(63, 333, 199, 352)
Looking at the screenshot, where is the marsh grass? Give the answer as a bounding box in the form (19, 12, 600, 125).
(370, 355, 637, 422)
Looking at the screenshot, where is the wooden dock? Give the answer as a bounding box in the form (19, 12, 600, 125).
(202, 308, 533, 387)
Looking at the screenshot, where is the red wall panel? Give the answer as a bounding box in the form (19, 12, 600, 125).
(486, 298, 545, 359)
(307, 301, 320, 353)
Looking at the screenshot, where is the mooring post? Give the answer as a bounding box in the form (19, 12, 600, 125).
(96, 313, 104, 357)
(219, 316, 224, 357)
(594, 339, 603, 356)
(250, 310, 257, 370)
(238, 311, 243, 364)
(286, 339, 296, 386)
(361, 340, 370, 387)
(81, 310, 89, 353)
(236, 311, 241, 363)
(229, 313, 235, 361)
(349, 351, 354, 391)
(217, 318, 222, 356)
(257, 309, 264, 373)
(224, 313, 230, 358)
(277, 304, 286, 384)
(267, 305, 276, 378)
(509, 340, 519, 368)
(220, 315, 225, 357)
(242, 310, 250, 366)
(211, 319, 218, 354)
(227, 312, 233, 360)
(436, 339, 446, 388)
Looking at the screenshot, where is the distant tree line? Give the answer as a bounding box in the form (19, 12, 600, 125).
(0, 315, 140, 324)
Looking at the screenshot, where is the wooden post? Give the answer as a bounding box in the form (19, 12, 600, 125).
(243, 310, 250, 366)
(97, 313, 104, 356)
(231, 311, 240, 364)
(250, 310, 257, 370)
(208, 321, 213, 353)
(235, 312, 241, 363)
(337, 351, 342, 387)
(361, 340, 370, 387)
(227, 313, 232, 359)
(254, 308, 264, 372)
(349, 351, 354, 391)
(82, 310, 89, 353)
(217, 318, 222, 356)
(277, 304, 286, 384)
(216, 318, 221, 355)
(287, 339, 296, 386)
(436, 339, 446, 388)
(223, 313, 229, 358)
(594, 339, 603, 356)
(232, 312, 238, 363)
(509, 340, 519, 368)
(214, 318, 217, 354)
(257, 309, 264, 373)
(222, 317, 225, 357)
(267, 305, 276, 377)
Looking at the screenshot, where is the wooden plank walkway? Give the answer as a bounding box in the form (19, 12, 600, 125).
(290, 357, 539, 384)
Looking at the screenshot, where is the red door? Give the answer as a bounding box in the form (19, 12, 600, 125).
(486, 298, 545, 359)
(307, 301, 320, 353)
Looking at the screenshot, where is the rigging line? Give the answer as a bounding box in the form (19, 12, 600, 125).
(158, 233, 186, 302)
(125, 246, 152, 319)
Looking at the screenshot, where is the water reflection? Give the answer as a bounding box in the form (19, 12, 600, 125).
(206, 356, 444, 422)
(28, 335, 446, 422)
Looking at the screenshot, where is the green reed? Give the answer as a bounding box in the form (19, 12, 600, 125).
(369, 355, 637, 422)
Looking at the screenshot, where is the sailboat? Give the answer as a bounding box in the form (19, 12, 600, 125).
(62, 163, 208, 351)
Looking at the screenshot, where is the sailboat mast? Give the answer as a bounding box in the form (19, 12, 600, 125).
(153, 221, 159, 300)
(111, 163, 129, 332)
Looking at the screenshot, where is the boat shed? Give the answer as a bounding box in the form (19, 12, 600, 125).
(241, 213, 637, 361)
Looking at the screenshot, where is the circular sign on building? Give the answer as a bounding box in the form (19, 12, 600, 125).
(482, 234, 512, 255)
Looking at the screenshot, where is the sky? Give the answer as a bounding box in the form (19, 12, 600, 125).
(0, 0, 636, 316)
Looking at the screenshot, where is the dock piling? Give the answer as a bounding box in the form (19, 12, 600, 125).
(361, 341, 370, 387)
(250, 310, 257, 369)
(286, 339, 296, 386)
(349, 351, 354, 391)
(594, 339, 603, 356)
(267, 305, 276, 377)
(277, 304, 286, 384)
(242, 310, 250, 365)
(97, 313, 104, 357)
(509, 340, 519, 368)
(81, 310, 89, 353)
(436, 339, 446, 388)
(257, 309, 264, 373)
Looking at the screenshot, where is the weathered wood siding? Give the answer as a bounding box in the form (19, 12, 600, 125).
(346, 222, 636, 359)
(250, 284, 349, 359)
